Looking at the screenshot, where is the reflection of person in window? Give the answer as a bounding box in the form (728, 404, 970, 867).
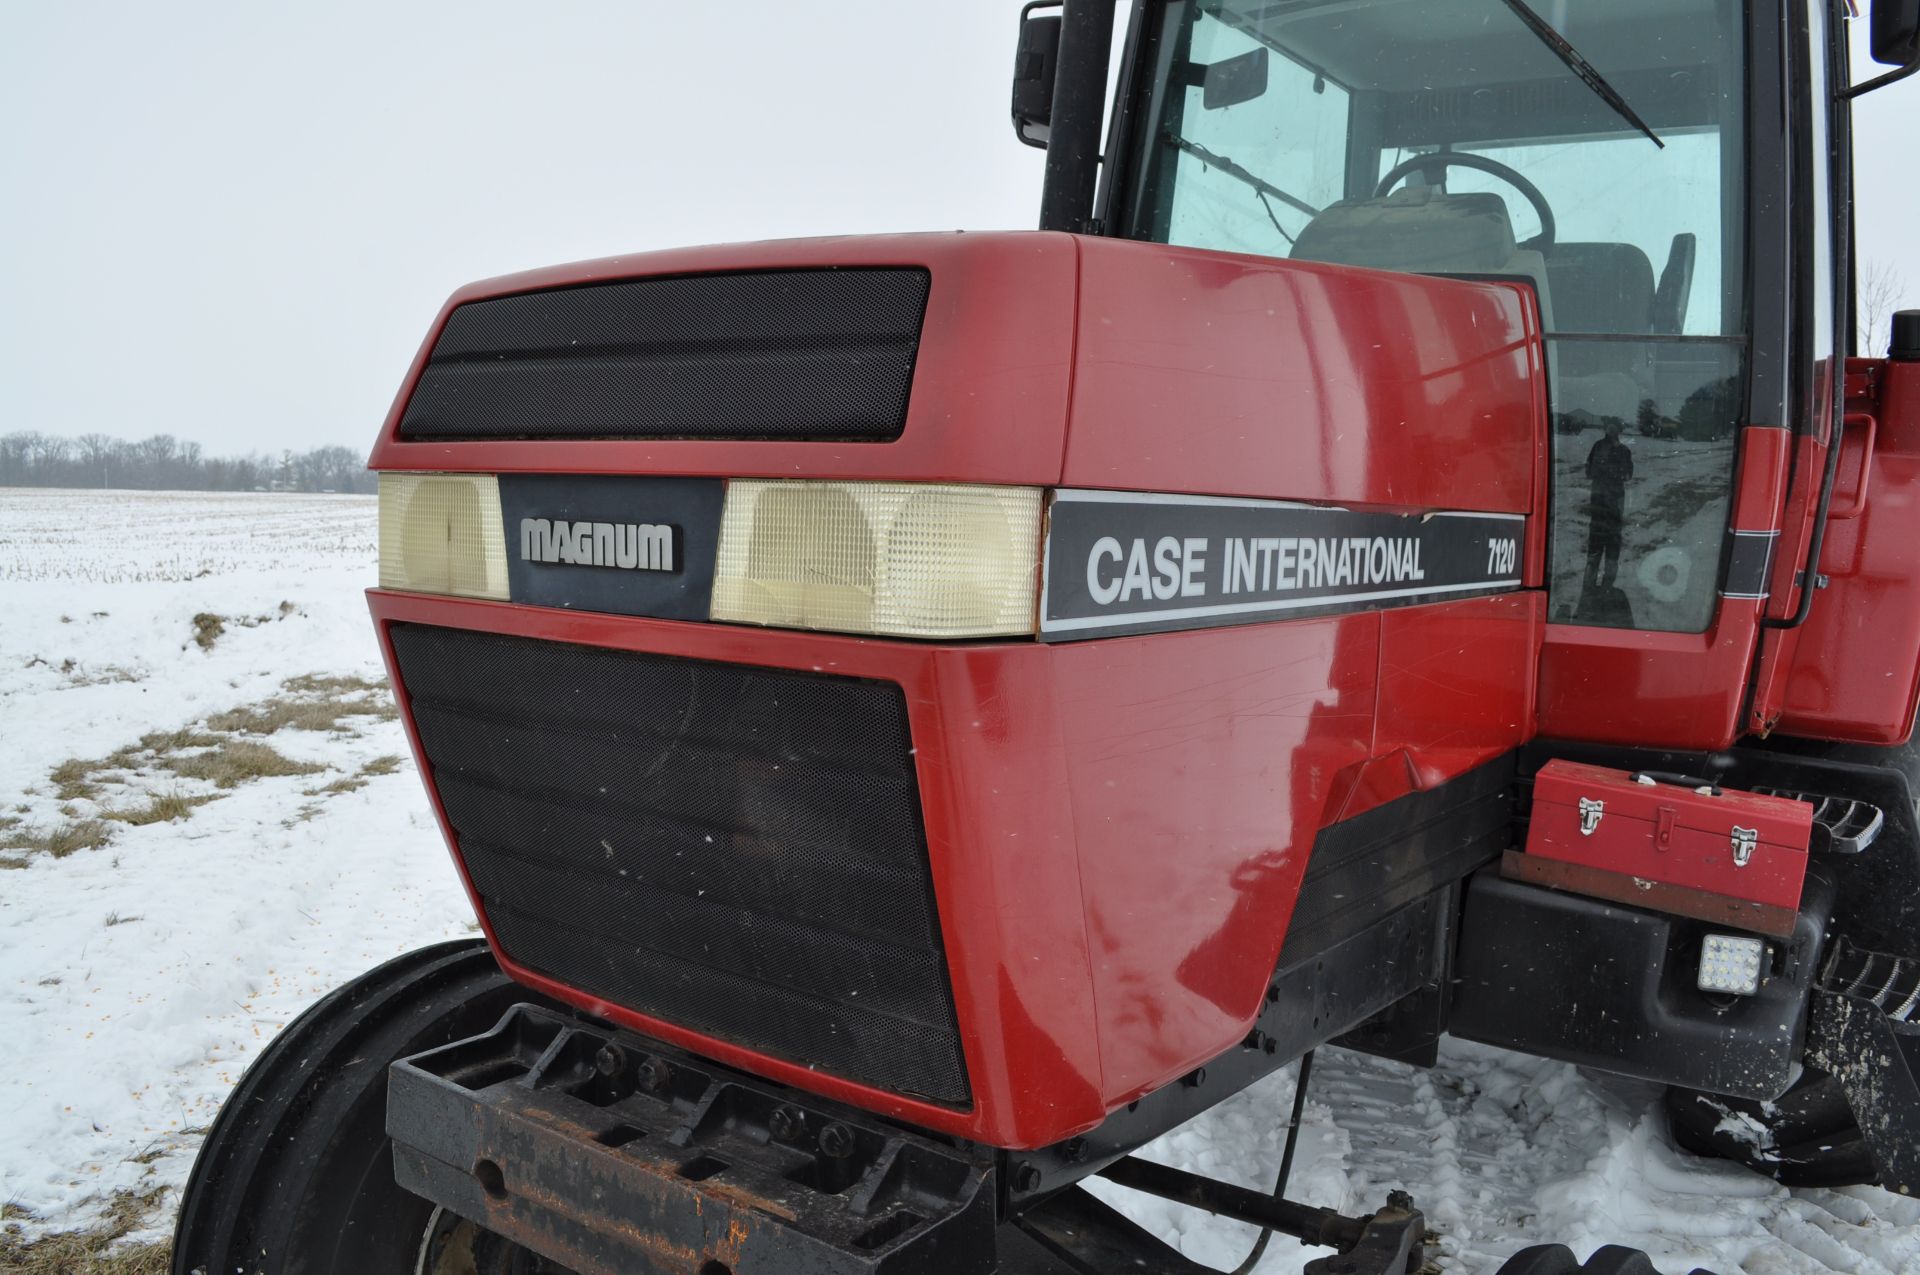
(1584, 423, 1633, 589)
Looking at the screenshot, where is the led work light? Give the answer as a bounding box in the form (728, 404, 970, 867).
(1697, 933, 1767, 996)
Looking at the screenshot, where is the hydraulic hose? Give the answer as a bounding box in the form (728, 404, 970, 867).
(1230, 1049, 1316, 1275)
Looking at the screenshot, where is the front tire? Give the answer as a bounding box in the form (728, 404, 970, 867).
(172, 939, 561, 1275)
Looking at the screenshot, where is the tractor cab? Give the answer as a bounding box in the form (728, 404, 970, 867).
(1022, 0, 1920, 752)
(1121, 0, 1747, 636)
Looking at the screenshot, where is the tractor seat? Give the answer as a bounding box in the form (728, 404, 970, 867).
(1291, 187, 1556, 330)
(1544, 242, 1656, 337)
(1544, 242, 1657, 426)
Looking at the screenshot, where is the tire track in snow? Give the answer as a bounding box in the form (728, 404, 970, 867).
(1311, 1044, 1920, 1274)
(1101, 1041, 1919, 1274)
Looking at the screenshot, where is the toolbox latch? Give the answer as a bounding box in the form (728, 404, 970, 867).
(1731, 826, 1759, 867)
(1577, 797, 1604, 836)
(1655, 806, 1676, 852)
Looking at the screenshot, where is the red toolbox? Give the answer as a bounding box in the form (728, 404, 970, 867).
(1512, 760, 1815, 938)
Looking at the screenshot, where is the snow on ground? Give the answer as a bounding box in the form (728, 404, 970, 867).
(1092, 1046, 1919, 1274)
(1, 487, 1915, 1272)
(0, 489, 478, 1246)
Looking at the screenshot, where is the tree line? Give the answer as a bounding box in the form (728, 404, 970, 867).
(0, 432, 375, 494)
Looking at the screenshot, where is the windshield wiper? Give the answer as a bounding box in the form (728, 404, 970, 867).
(1162, 131, 1323, 225)
(1498, 0, 1663, 148)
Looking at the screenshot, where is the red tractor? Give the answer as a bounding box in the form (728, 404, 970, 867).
(174, 2, 1920, 1273)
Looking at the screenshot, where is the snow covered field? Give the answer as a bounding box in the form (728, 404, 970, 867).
(0, 489, 478, 1257)
(1, 487, 1915, 1273)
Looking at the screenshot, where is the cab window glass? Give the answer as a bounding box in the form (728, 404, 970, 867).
(1163, 20, 1350, 255)
(1128, 0, 1749, 634)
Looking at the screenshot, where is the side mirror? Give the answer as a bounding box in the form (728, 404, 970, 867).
(1873, 0, 1920, 66)
(1011, 1, 1063, 148)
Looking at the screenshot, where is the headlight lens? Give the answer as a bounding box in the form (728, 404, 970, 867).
(377, 472, 509, 600)
(712, 481, 1042, 638)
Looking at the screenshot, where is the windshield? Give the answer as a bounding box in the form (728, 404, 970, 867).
(1123, 0, 1749, 634)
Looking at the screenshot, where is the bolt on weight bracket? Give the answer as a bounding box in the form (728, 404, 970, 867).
(386, 1002, 998, 1275)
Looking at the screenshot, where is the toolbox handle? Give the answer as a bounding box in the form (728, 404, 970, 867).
(1630, 770, 1723, 795)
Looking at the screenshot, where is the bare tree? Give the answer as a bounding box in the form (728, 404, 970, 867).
(302, 445, 363, 492)
(0, 433, 34, 485)
(27, 433, 72, 468)
(0, 431, 370, 493)
(1860, 259, 1907, 358)
(76, 432, 117, 487)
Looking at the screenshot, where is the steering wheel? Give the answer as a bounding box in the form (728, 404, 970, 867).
(1374, 152, 1557, 253)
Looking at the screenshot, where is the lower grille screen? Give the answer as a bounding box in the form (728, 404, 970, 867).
(387, 623, 969, 1106)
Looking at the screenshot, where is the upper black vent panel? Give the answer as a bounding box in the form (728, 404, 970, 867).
(397, 268, 931, 442)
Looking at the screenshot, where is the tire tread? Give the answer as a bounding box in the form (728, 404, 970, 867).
(172, 940, 547, 1275)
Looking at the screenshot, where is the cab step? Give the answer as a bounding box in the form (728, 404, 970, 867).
(1753, 786, 1885, 856)
(1821, 936, 1920, 1021)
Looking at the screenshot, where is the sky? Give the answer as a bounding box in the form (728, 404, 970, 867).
(2, 3, 1915, 457)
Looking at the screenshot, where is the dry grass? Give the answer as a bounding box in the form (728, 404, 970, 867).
(15, 670, 395, 865)
(189, 612, 225, 650)
(205, 696, 393, 736)
(30, 656, 140, 688)
(50, 759, 103, 803)
(0, 819, 113, 859)
(303, 752, 407, 799)
(205, 674, 395, 737)
(134, 729, 220, 755)
(284, 802, 325, 827)
(66, 665, 141, 689)
(161, 739, 321, 789)
(0, 1188, 169, 1275)
(188, 602, 301, 653)
(103, 790, 212, 827)
(284, 672, 384, 696)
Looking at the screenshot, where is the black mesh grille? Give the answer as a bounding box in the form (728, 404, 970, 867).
(387, 623, 969, 1106)
(397, 269, 930, 442)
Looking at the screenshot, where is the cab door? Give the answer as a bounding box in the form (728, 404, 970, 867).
(1770, 355, 1920, 742)
(1750, 0, 1920, 745)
